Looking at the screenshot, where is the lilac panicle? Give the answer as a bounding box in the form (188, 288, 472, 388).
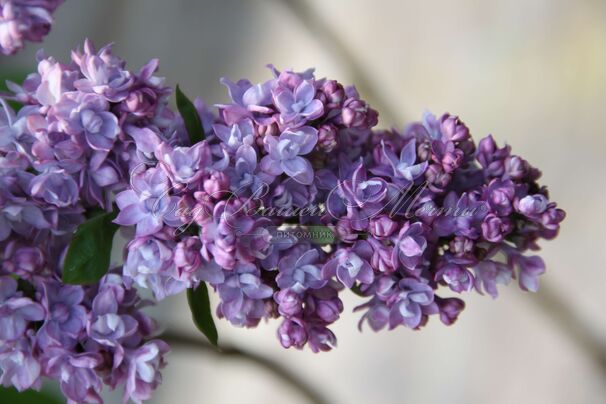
(1, 46, 565, 404)
(0, 40, 173, 403)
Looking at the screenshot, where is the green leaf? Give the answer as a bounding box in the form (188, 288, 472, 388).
(0, 387, 62, 404)
(306, 225, 336, 245)
(187, 283, 218, 346)
(175, 85, 204, 144)
(62, 211, 119, 285)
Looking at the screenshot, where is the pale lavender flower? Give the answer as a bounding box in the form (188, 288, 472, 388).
(389, 278, 435, 329)
(212, 118, 255, 151)
(273, 79, 323, 127)
(276, 249, 326, 293)
(124, 341, 170, 404)
(260, 126, 318, 185)
(322, 241, 374, 288)
(0, 277, 45, 340)
(114, 167, 180, 236)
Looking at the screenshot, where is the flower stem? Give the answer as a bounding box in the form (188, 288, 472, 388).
(161, 331, 329, 404)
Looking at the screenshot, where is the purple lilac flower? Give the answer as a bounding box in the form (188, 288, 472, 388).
(0, 277, 45, 340)
(115, 167, 181, 236)
(261, 126, 318, 185)
(322, 241, 374, 288)
(216, 262, 273, 326)
(0, 0, 65, 55)
(273, 78, 323, 127)
(276, 249, 326, 293)
(0, 41, 173, 401)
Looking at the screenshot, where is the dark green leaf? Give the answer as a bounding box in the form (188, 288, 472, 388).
(0, 386, 62, 404)
(175, 85, 204, 144)
(187, 283, 218, 346)
(306, 225, 336, 245)
(62, 211, 119, 285)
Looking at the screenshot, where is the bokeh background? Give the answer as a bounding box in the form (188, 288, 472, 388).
(3, 1, 606, 403)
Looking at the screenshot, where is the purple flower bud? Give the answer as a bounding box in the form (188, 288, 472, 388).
(307, 326, 337, 353)
(274, 289, 302, 317)
(174, 237, 202, 282)
(439, 114, 470, 142)
(341, 98, 374, 128)
(278, 318, 307, 349)
(476, 135, 510, 177)
(541, 207, 565, 231)
(369, 215, 398, 238)
(317, 80, 345, 109)
(435, 263, 474, 293)
(435, 296, 465, 325)
(504, 155, 529, 180)
(517, 194, 548, 217)
(123, 87, 160, 118)
(425, 164, 451, 191)
(484, 179, 515, 216)
(317, 124, 338, 153)
(315, 299, 342, 323)
(369, 240, 395, 274)
(481, 213, 512, 243)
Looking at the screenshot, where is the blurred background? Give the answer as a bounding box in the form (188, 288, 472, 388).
(3, 0, 606, 403)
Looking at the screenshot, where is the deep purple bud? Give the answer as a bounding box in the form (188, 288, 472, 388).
(504, 155, 529, 180)
(425, 164, 451, 191)
(439, 114, 470, 142)
(278, 318, 307, 349)
(307, 326, 337, 353)
(341, 98, 373, 128)
(369, 215, 398, 238)
(317, 124, 338, 153)
(435, 263, 474, 293)
(274, 289, 302, 317)
(124, 87, 159, 117)
(481, 213, 512, 243)
(174, 237, 202, 282)
(318, 80, 345, 109)
(435, 297, 465, 325)
(315, 299, 342, 323)
(541, 207, 566, 231)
